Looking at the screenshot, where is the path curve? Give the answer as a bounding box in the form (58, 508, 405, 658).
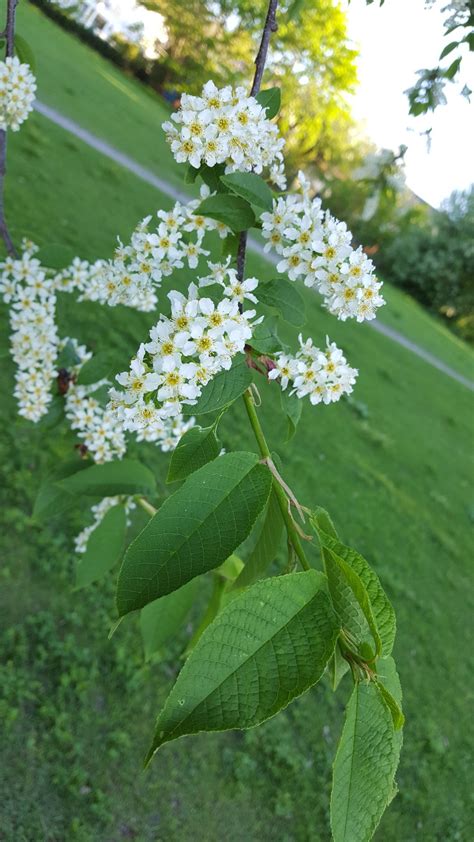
(34, 100, 474, 392)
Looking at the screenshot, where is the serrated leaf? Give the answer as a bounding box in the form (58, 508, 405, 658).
(232, 490, 283, 589)
(182, 356, 252, 416)
(146, 570, 339, 762)
(15, 34, 36, 73)
(256, 87, 281, 119)
(76, 352, 115, 386)
(56, 459, 156, 498)
(310, 506, 339, 539)
(257, 278, 306, 326)
(331, 681, 399, 842)
(220, 172, 273, 211)
(116, 452, 272, 615)
(312, 520, 396, 657)
(194, 194, 256, 232)
(167, 423, 221, 483)
(326, 548, 382, 660)
(33, 459, 88, 522)
(140, 579, 198, 660)
(250, 315, 282, 354)
(75, 505, 126, 589)
(280, 388, 302, 442)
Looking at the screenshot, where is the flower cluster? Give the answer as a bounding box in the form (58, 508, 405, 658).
(261, 172, 385, 322)
(0, 242, 59, 421)
(163, 80, 285, 175)
(57, 191, 229, 312)
(269, 335, 358, 406)
(0, 56, 36, 132)
(74, 496, 136, 554)
(110, 282, 259, 434)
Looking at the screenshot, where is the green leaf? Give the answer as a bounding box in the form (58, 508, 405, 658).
(250, 315, 282, 354)
(182, 356, 252, 416)
(288, 0, 306, 20)
(36, 243, 77, 270)
(256, 87, 281, 119)
(280, 388, 302, 442)
(327, 549, 382, 660)
(257, 278, 306, 326)
(140, 579, 198, 660)
(194, 194, 256, 233)
(15, 34, 36, 73)
(313, 521, 396, 657)
(199, 163, 226, 193)
(220, 172, 273, 211)
(56, 339, 82, 369)
(331, 681, 400, 842)
(33, 458, 89, 522)
(310, 506, 339, 539)
(445, 56, 461, 79)
(439, 40, 459, 60)
(329, 643, 350, 691)
(184, 164, 201, 183)
(37, 395, 64, 430)
(232, 490, 283, 589)
(76, 352, 115, 386)
(167, 423, 221, 483)
(116, 452, 272, 615)
(75, 505, 126, 589)
(56, 459, 156, 498)
(375, 656, 405, 732)
(145, 570, 339, 762)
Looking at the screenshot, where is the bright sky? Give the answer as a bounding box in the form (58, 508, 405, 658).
(343, 0, 474, 207)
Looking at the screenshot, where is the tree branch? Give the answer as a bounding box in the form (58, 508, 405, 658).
(236, 0, 278, 284)
(0, 0, 20, 257)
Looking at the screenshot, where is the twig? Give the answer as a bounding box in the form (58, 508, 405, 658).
(0, 0, 20, 257)
(236, 0, 278, 285)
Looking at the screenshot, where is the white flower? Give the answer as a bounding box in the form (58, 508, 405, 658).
(270, 336, 358, 406)
(0, 57, 36, 132)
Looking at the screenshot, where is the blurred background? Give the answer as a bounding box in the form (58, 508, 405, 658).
(1, 1, 473, 840)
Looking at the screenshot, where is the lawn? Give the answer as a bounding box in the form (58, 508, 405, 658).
(1, 5, 474, 841)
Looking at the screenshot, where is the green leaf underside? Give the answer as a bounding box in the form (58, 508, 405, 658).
(220, 172, 273, 211)
(331, 682, 399, 842)
(326, 549, 382, 659)
(56, 459, 156, 498)
(329, 643, 350, 691)
(255, 87, 281, 119)
(280, 388, 302, 442)
(194, 194, 256, 232)
(146, 571, 339, 762)
(75, 505, 126, 589)
(182, 357, 252, 416)
(376, 656, 405, 733)
(316, 525, 396, 657)
(116, 452, 272, 615)
(232, 490, 284, 589)
(167, 424, 221, 483)
(258, 279, 306, 327)
(33, 459, 88, 521)
(140, 579, 198, 660)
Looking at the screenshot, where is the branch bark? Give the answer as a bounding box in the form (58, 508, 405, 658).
(0, 0, 20, 257)
(236, 0, 278, 285)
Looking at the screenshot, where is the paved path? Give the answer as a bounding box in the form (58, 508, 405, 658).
(34, 100, 474, 392)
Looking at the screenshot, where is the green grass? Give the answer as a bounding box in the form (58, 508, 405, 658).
(1, 6, 474, 841)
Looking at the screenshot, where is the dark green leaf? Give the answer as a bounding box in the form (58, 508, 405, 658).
(329, 643, 350, 691)
(33, 458, 89, 522)
(182, 356, 252, 416)
(439, 40, 459, 60)
(184, 164, 201, 184)
(37, 395, 64, 431)
(280, 388, 302, 442)
(140, 579, 198, 660)
(75, 505, 126, 589)
(445, 56, 461, 79)
(199, 163, 226, 193)
(256, 87, 281, 119)
(258, 278, 306, 326)
(116, 452, 272, 615)
(250, 315, 282, 354)
(145, 570, 339, 762)
(194, 194, 256, 233)
(326, 548, 382, 660)
(220, 172, 273, 211)
(56, 459, 156, 498)
(331, 681, 400, 842)
(167, 423, 221, 483)
(76, 352, 116, 386)
(15, 34, 36, 73)
(232, 490, 284, 589)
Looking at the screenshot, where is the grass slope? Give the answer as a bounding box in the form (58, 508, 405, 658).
(1, 6, 473, 841)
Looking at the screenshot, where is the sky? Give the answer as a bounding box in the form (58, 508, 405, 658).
(343, 0, 474, 207)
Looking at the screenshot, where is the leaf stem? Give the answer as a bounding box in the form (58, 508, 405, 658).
(242, 388, 311, 572)
(136, 496, 157, 517)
